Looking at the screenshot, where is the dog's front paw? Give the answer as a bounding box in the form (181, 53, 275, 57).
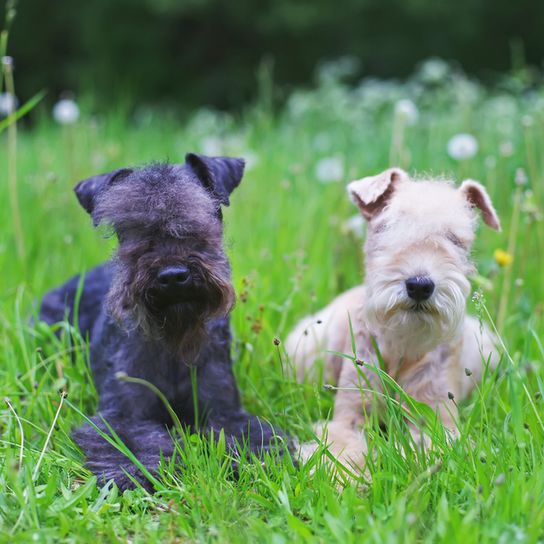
(408, 423, 460, 452)
(298, 420, 368, 480)
(95, 464, 157, 492)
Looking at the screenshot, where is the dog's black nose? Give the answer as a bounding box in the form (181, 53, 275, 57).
(405, 276, 435, 302)
(157, 266, 191, 288)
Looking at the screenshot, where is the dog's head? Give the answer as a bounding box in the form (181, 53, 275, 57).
(74, 154, 244, 358)
(348, 168, 500, 360)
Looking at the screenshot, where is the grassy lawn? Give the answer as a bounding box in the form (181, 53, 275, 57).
(1, 69, 543, 542)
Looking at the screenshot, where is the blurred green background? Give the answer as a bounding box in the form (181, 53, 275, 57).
(3, 0, 544, 110)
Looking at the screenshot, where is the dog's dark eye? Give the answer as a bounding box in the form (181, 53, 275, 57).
(446, 232, 465, 248)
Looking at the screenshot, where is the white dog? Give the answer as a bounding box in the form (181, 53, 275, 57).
(287, 168, 500, 471)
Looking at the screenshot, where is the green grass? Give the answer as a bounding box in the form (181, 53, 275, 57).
(1, 70, 544, 542)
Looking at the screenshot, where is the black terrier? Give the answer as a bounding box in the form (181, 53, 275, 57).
(40, 154, 282, 490)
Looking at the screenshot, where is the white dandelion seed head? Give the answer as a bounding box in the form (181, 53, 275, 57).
(418, 58, 450, 84)
(0, 92, 17, 116)
(394, 99, 419, 125)
(200, 136, 223, 156)
(342, 214, 366, 239)
(315, 156, 344, 183)
(52, 98, 80, 125)
(287, 92, 313, 118)
(515, 168, 528, 186)
(447, 133, 478, 161)
(499, 141, 514, 157)
(243, 150, 259, 171)
(1, 56, 14, 68)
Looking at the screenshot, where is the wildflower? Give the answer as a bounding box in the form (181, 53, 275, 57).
(0, 92, 17, 117)
(514, 168, 528, 186)
(394, 99, 419, 125)
(52, 98, 80, 125)
(521, 191, 542, 222)
(1, 55, 13, 68)
(499, 141, 514, 157)
(494, 473, 506, 486)
(243, 151, 259, 171)
(447, 134, 478, 160)
(200, 136, 223, 156)
(342, 214, 366, 239)
(287, 92, 313, 118)
(418, 58, 450, 84)
(494, 249, 513, 267)
(315, 156, 344, 183)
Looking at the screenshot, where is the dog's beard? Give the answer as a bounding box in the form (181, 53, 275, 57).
(364, 268, 470, 362)
(107, 261, 235, 363)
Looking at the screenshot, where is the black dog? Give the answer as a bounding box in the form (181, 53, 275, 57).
(40, 155, 282, 490)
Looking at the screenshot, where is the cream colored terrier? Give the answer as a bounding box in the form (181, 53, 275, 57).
(286, 167, 500, 471)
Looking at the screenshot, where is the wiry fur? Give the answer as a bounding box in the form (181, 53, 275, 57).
(39, 156, 282, 491)
(99, 165, 236, 361)
(286, 168, 500, 474)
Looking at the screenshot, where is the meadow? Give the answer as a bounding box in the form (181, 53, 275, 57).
(1, 61, 543, 542)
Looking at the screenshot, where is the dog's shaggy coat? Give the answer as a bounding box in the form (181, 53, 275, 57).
(40, 156, 282, 490)
(287, 168, 500, 470)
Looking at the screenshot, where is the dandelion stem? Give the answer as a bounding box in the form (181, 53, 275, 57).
(390, 114, 407, 167)
(497, 183, 522, 331)
(4, 397, 24, 470)
(523, 122, 540, 205)
(3, 56, 25, 261)
(33, 392, 66, 481)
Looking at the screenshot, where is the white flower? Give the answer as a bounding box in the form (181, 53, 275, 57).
(315, 156, 344, 183)
(287, 92, 313, 118)
(447, 133, 478, 160)
(243, 150, 259, 171)
(53, 98, 80, 125)
(394, 99, 419, 125)
(515, 168, 528, 186)
(418, 58, 450, 84)
(499, 141, 513, 157)
(342, 214, 366, 239)
(0, 92, 17, 116)
(200, 136, 223, 156)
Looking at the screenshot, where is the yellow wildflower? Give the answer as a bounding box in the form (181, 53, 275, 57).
(494, 249, 513, 267)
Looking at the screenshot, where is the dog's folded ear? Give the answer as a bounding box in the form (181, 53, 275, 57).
(185, 153, 245, 206)
(459, 180, 501, 231)
(74, 168, 133, 218)
(347, 167, 408, 220)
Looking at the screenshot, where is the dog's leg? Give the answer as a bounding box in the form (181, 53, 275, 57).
(298, 356, 378, 471)
(73, 414, 175, 491)
(399, 353, 461, 448)
(195, 348, 283, 458)
(457, 316, 500, 400)
(333, 352, 383, 427)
